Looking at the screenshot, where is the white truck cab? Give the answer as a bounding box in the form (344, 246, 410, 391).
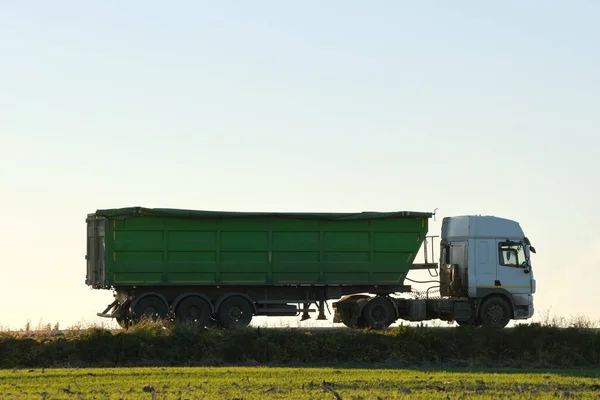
(439, 215, 536, 326)
(333, 214, 536, 330)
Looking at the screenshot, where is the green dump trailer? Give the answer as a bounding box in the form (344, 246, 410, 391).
(87, 207, 536, 329)
(87, 207, 433, 328)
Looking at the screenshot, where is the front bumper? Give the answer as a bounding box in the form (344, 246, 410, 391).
(512, 294, 534, 320)
(527, 294, 534, 318)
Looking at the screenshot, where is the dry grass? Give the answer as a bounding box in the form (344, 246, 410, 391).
(4, 307, 598, 335)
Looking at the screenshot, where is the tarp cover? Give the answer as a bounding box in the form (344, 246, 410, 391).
(95, 207, 433, 220)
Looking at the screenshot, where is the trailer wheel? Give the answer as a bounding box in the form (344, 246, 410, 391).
(176, 296, 211, 327)
(479, 297, 511, 329)
(217, 296, 253, 328)
(133, 295, 169, 322)
(362, 297, 396, 330)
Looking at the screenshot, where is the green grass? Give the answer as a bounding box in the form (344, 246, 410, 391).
(0, 367, 599, 399)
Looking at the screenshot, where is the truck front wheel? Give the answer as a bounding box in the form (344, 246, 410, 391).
(362, 297, 396, 330)
(479, 297, 511, 329)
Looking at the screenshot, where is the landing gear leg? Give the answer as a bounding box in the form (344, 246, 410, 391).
(301, 303, 311, 321)
(317, 300, 327, 320)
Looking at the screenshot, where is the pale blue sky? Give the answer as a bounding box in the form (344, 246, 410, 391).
(1, 1, 599, 329)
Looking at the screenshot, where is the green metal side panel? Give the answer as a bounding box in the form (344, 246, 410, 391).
(98, 208, 431, 287)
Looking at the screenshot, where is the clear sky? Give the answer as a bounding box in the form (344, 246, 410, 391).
(1, 1, 599, 329)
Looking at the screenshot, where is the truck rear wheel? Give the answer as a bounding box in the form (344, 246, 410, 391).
(217, 296, 253, 328)
(340, 312, 368, 329)
(479, 297, 511, 328)
(176, 296, 211, 327)
(337, 295, 370, 329)
(362, 297, 396, 330)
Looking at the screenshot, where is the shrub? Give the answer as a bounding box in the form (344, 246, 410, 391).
(0, 323, 599, 369)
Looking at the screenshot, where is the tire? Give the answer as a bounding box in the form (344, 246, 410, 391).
(217, 296, 254, 329)
(362, 297, 396, 330)
(116, 317, 131, 329)
(176, 296, 211, 327)
(133, 295, 169, 322)
(479, 297, 512, 329)
(338, 295, 370, 329)
(340, 312, 368, 329)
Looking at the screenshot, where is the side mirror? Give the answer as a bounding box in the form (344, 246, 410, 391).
(529, 246, 536, 254)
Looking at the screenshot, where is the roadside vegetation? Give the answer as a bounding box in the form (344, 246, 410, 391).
(0, 311, 599, 370)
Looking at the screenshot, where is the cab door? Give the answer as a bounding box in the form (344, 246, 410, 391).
(495, 240, 531, 294)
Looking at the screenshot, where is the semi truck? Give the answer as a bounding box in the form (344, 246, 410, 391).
(86, 207, 536, 329)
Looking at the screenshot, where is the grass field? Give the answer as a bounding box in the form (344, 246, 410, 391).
(1, 316, 600, 398)
(1, 367, 599, 399)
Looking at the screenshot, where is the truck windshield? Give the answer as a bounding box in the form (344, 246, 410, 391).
(499, 241, 527, 268)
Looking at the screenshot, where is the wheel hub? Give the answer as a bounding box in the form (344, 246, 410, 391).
(371, 305, 387, 322)
(486, 304, 504, 321)
(143, 306, 157, 317)
(188, 306, 200, 319)
(228, 306, 243, 322)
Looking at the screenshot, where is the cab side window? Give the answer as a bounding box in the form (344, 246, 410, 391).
(498, 242, 526, 268)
